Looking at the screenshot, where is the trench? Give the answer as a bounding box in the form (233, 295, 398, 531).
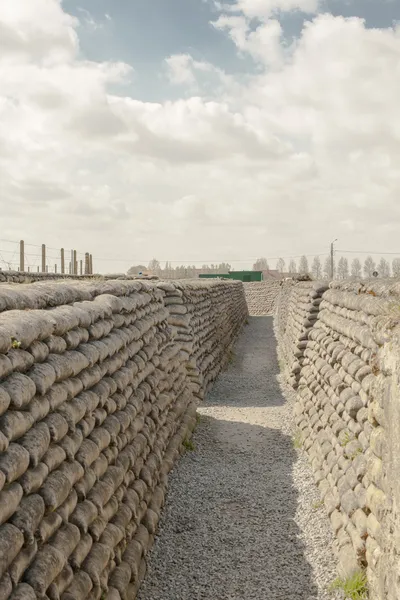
(138, 317, 338, 600)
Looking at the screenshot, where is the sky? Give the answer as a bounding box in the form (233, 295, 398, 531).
(1, 0, 400, 273)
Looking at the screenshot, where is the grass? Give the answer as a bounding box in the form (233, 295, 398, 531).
(195, 412, 202, 424)
(228, 349, 235, 364)
(312, 499, 324, 510)
(340, 431, 353, 448)
(329, 571, 368, 600)
(183, 437, 195, 452)
(293, 430, 302, 449)
(348, 447, 363, 460)
(11, 338, 21, 349)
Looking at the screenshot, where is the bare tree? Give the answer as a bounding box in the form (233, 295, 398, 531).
(337, 257, 349, 279)
(311, 256, 322, 279)
(148, 258, 162, 276)
(253, 257, 269, 271)
(323, 257, 335, 279)
(350, 258, 362, 279)
(288, 259, 297, 274)
(377, 258, 390, 278)
(363, 256, 376, 278)
(276, 258, 285, 273)
(298, 255, 309, 274)
(392, 258, 400, 278)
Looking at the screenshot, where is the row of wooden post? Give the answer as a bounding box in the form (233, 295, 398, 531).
(19, 241, 93, 275)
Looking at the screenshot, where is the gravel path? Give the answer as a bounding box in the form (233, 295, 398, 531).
(138, 317, 339, 600)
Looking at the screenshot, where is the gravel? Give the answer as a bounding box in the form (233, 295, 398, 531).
(138, 316, 340, 600)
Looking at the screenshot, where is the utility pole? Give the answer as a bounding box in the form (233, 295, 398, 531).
(330, 239, 337, 280)
(20, 240, 24, 272)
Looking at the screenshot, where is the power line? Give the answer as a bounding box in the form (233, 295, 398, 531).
(338, 249, 400, 256)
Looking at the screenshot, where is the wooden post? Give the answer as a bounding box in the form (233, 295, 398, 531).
(28, 267, 30, 273)
(69, 262, 71, 275)
(55, 264, 57, 274)
(89, 254, 93, 275)
(85, 253, 90, 274)
(73, 250, 77, 275)
(80, 260, 83, 276)
(46, 265, 48, 273)
(61, 248, 65, 274)
(41, 245, 46, 273)
(37, 267, 39, 273)
(20, 240, 25, 272)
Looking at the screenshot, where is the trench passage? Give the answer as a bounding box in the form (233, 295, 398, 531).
(138, 317, 320, 600)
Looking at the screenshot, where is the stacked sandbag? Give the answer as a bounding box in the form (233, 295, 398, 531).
(159, 280, 248, 401)
(243, 281, 281, 315)
(0, 278, 246, 600)
(294, 279, 400, 581)
(0, 271, 99, 284)
(277, 281, 329, 388)
(274, 279, 298, 344)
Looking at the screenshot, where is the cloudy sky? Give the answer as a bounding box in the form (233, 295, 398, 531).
(1, 0, 400, 273)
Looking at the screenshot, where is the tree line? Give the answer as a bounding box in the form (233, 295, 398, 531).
(128, 260, 232, 279)
(127, 256, 400, 280)
(253, 256, 400, 279)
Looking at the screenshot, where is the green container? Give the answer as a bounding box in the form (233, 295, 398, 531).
(199, 271, 263, 282)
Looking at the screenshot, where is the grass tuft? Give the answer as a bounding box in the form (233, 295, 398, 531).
(183, 438, 195, 452)
(329, 570, 368, 600)
(293, 430, 302, 449)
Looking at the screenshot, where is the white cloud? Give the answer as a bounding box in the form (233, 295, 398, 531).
(165, 54, 198, 85)
(0, 0, 78, 64)
(217, 0, 319, 20)
(1, 1, 400, 272)
(213, 15, 284, 66)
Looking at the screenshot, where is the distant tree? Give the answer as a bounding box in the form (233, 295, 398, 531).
(311, 256, 322, 279)
(377, 257, 390, 278)
(148, 258, 162, 276)
(218, 263, 231, 274)
(323, 257, 335, 279)
(288, 259, 297, 274)
(350, 258, 362, 279)
(276, 258, 286, 273)
(298, 255, 309, 274)
(337, 257, 349, 279)
(253, 257, 269, 271)
(127, 264, 147, 276)
(363, 256, 376, 278)
(392, 258, 400, 278)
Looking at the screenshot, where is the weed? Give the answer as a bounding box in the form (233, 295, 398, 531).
(11, 338, 21, 349)
(183, 438, 195, 452)
(312, 499, 324, 510)
(340, 431, 353, 448)
(195, 412, 202, 424)
(228, 350, 235, 364)
(329, 570, 368, 600)
(349, 447, 363, 460)
(245, 318, 249, 325)
(293, 430, 302, 449)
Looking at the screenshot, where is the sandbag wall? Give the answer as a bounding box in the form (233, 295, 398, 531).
(0, 271, 99, 284)
(243, 281, 281, 315)
(0, 278, 247, 600)
(158, 280, 248, 401)
(289, 280, 400, 600)
(275, 281, 329, 388)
